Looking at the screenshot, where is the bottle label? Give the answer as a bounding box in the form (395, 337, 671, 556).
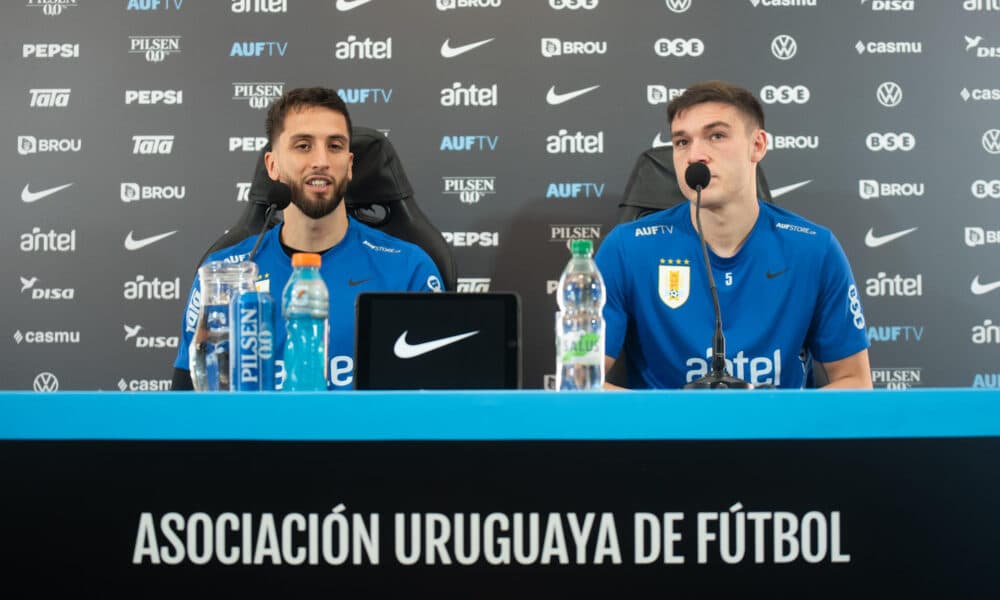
(557, 319, 605, 365)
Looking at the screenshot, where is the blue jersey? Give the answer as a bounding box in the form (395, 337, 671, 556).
(175, 217, 443, 389)
(595, 201, 869, 389)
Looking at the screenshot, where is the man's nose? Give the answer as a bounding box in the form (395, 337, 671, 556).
(686, 139, 710, 164)
(309, 147, 331, 170)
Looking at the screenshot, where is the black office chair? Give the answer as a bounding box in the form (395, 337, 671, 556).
(199, 126, 457, 290)
(605, 145, 826, 388)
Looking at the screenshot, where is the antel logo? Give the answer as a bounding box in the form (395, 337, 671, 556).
(861, 0, 915, 10)
(983, 129, 1000, 154)
(765, 132, 819, 150)
(335, 35, 392, 60)
(126, 89, 183, 105)
(442, 177, 496, 204)
(17, 136, 81, 155)
(549, 0, 597, 9)
(866, 132, 916, 152)
(855, 40, 922, 55)
(871, 367, 921, 389)
(436, 0, 502, 10)
(121, 183, 186, 202)
(129, 36, 181, 62)
(456, 277, 492, 292)
(442, 232, 500, 247)
(541, 38, 607, 57)
(229, 136, 268, 152)
(28, 88, 70, 108)
(20, 276, 75, 300)
(337, 88, 392, 104)
(964, 0, 1000, 11)
(132, 135, 174, 154)
(232, 82, 283, 109)
(439, 135, 498, 151)
(547, 129, 604, 154)
(964, 35, 1000, 58)
(965, 226, 1000, 247)
(760, 84, 810, 104)
(123, 275, 181, 300)
(124, 324, 180, 349)
(647, 85, 686, 104)
(972, 319, 1000, 344)
(654, 38, 704, 57)
(665, 0, 692, 13)
(865, 272, 923, 297)
(231, 0, 287, 13)
(230, 41, 288, 57)
(770, 34, 798, 60)
(876, 81, 902, 107)
(33, 372, 60, 392)
(20, 227, 76, 252)
(972, 179, 1000, 199)
(440, 82, 497, 107)
(961, 87, 1000, 101)
(126, 0, 184, 10)
(23, 43, 80, 58)
(28, 0, 78, 17)
(858, 179, 925, 199)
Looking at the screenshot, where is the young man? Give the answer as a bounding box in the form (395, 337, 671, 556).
(596, 81, 871, 389)
(173, 87, 442, 390)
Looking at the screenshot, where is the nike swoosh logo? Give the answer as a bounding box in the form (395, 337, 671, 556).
(336, 0, 373, 11)
(769, 180, 812, 199)
(864, 227, 917, 248)
(124, 230, 177, 251)
(652, 133, 672, 148)
(440, 37, 495, 58)
(21, 182, 73, 203)
(971, 275, 1000, 295)
(348, 278, 371, 287)
(546, 84, 600, 105)
(766, 268, 787, 279)
(393, 329, 479, 359)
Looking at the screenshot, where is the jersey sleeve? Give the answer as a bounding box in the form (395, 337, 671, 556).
(595, 227, 628, 360)
(407, 249, 445, 293)
(173, 274, 202, 371)
(807, 231, 870, 363)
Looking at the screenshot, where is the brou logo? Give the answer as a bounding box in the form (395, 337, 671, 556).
(28, 0, 77, 17)
(121, 183, 186, 202)
(546, 129, 604, 154)
(770, 34, 797, 59)
(965, 226, 1000, 247)
(440, 135, 498, 151)
(765, 132, 818, 150)
(19, 276, 75, 300)
(28, 88, 70, 107)
(230, 41, 287, 57)
(337, 88, 392, 104)
(546, 182, 604, 198)
(654, 38, 704, 57)
(647, 85, 686, 104)
(132, 135, 174, 154)
(129, 36, 181, 62)
(335, 35, 392, 60)
(541, 38, 607, 57)
(231, 0, 287, 12)
(127, 0, 184, 10)
(442, 177, 496, 204)
(17, 136, 81, 155)
(440, 82, 497, 107)
(232, 82, 283, 109)
(858, 179, 925, 199)
(436, 0, 501, 9)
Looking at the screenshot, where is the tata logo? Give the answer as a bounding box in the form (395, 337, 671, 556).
(33, 372, 60, 392)
(335, 35, 392, 60)
(20, 227, 76, 252)
(964, 0, 1000, 10)
(965, 226, 1000, 247)
(442, 177, 496, 204)
(871, 368, 921, 389)
(665, 0, 692, 12)
(647, 85, 686, 104)
(855, 40, 922, 54)
(232, 82, 283, 109)
(457, 278, 492, 292)
(17, 136, 81, 155)
(442, 232, 500, 247)
(123, 275, 181, 300)
(765, 132, 818, 150)
(229, 136, 268, 152)
(27, 0, 77, 17)
(862, 0, 915, 10)
(337, 88, 393, 104)
(541, 38, 607, 57)
(972, 180, 1000, 199)
(132, 135, 174, 154)
(28, 88, 70, 108)
(654, 38, 704, 57)
(236, 182, 252, 202)
(125, 89, 183, 105)
(129, 36, 181, 62)
(983, 129, 1000, 154)
(436, 0, 501, 9)
(549, 224, 602, 242)
(961, 87, 1000, 101)
(972, 319, 1000, 344)
(121, 183, 186, 202)
(858, 179, 925, 199)
(770, 34, 797, 60)
(760, 84, 810, 104)
(117, 378, 172, 391)
(546, 182, 605, 199)
(126, 0, 184, 10)
(20, 276, 75, 300)
(124, 324, 179, 349)
(865, 132, 915, 152)
(865, 272, 923, 297)
(876, 81, 902, 107)
(230, 41, 287, 57)
(440, 135, 498, 151)
(22, 43, 79, 58)
(231, 0, 287, 12)
(867, 325, 923, 343)
(546, 129, 604, 154)
(549, 0, 597, 8)
(440, 82, 497, 107)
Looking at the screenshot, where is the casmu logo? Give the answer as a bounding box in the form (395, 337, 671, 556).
(961, 87, 1000, 101)
(129, 36, 181, 62)
(393, 330, 479, 358)
(971, 275, 1000, 295)
(750, 0, 816, 6)
(22, 182, 73, 203)
(864, 226, 917, 247)
(855, 40, 922, 54)
(441, 38, 495, 58)
(125, 230, 177, 250)
(546, 84, 600, 105)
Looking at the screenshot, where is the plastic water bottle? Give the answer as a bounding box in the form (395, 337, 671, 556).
(281, 253, 329, 391)
(556, 239, 605, 390)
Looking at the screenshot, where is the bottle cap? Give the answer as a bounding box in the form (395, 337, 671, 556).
(570, 239, 593, 256)
(291, 252, 322, 268)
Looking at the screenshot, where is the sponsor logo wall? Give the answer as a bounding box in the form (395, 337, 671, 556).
(1, 2, 995, 389)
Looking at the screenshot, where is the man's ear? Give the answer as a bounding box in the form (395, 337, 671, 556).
(264, 150, 279, 181)
(750, 128, 768, 164)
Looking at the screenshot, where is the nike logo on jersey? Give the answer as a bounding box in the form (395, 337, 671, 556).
(546, 84, 600, 106)
(348, 278, 371, 287)
(769, 180, 812, 199)
(971, 275, 1000, 295)
(864, 227, 917, 248)
(766, 268, 788, 279)
(336, 0, 373, 11)
(440, 37, 495, 58)
(22, 182, 73, 203)
(393, 330, 479, 359)
(124, 230, 177, 251)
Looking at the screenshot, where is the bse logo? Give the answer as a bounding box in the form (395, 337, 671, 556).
(541, 38, 607, 57)
(858, 179, 925, 199)
(760, 85, 810, 104)
(436, 0, 502, 9)
(547, 129, 604, 154)
(665, 0, 692, 13)
(770, 34, 797, 60)
(866, 132, 915, 152)
(27, 0, 77, 17)
(125, 89, 183, 105)
(124, 324, 179, 349)
(457, 278, 491, 292)
(33, 372, 60, 392)
(126, 0, 184, 10)
(972, 179, 1000, 199)
(442, 232, 500, 247)
(441, 82, 497, 107)
(18, 135, 82, 155)
(871, 367, 921, 389)
(121, 183, 186, 202)
(129, 36, 181, 62)
(335, 35, 392, 60)
(20, 276, 75, 300)
(961, 87, 1000, 101)
(549, 0, 597, 9)
(231, 0, 287, 12)
(28, 88, 70, 108)
(855, 40, 922, 55)
(233, 82, 283, 109)
(22, 43, 79, 58)
(647, 85, 686, 104)
(654, 38, 704, 57)
(876, 81, 902, 107)
(848, 285, 865, 329)
(983, 129, 1000, 154)
(230, 136, 268, 152)
(965, 226, 1000, 247)
(132, 135, 174, 154)
(338, 88, 393, 104)
(443, 177, 496, 204)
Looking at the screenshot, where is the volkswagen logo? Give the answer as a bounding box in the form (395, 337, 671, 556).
(983, 129, 1000, 155)
(33, 371, 59, 392)
(876, 81, 903, 108)
(771, 34, 797, 60)
(665, 0, 692, 13)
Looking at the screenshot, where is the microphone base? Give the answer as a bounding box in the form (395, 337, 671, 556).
(683, 371, 753, 390)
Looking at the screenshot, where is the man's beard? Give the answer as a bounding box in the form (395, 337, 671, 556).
(288, 176, 350, 219)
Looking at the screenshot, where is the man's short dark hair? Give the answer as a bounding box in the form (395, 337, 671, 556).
(667, 80, 765, 131)
(265, 87, 354, 145)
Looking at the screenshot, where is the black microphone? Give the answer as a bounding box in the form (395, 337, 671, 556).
(248, 178, 291, 262)
(682, 163, 752, 390)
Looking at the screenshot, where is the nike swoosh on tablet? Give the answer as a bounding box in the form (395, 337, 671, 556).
(864, 227, 917, 248)
(769, 180, 812, 199)
(440, 37, 495, 58)
(21, 182, 73, 203)
(652, 133, 672, 148)
(546, 84, 600, 105)
(393, 330, 479, 359)
(124, 230, 177, 251)
(336, 0, 373, 11)
(971, 275, 1000, 295)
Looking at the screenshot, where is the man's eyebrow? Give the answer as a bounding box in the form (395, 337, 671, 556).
(672, 121, 734, 138)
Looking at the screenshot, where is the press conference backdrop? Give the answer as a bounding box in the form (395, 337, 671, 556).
(3, 0, 999, 392)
